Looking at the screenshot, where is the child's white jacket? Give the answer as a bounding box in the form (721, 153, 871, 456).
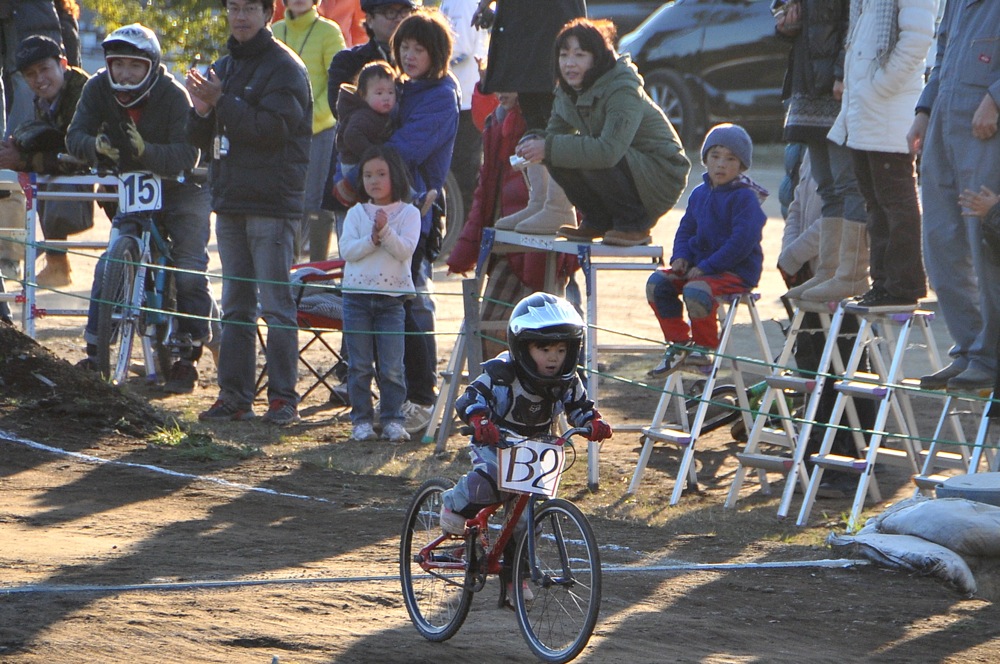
(341, 201, 421, 296)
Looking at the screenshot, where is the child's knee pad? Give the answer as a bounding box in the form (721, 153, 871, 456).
(682, 280, 715, 319)
(646, 269, 683, 318)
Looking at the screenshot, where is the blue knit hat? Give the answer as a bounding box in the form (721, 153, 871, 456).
(701, 123, 753, 170)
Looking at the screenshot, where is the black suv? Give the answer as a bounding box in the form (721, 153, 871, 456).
(619, 0, 791, 146)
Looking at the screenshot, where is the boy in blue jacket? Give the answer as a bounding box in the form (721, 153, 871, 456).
(646, 123, 767, 374)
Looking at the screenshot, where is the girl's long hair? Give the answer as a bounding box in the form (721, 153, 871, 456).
(357, 145, 412, 204)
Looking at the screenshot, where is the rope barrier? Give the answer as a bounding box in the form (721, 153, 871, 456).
(7, 225, 1000, 455)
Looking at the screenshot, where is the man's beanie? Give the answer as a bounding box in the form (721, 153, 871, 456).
(701, 123, 753, 170)
(15, 35, 63, 73)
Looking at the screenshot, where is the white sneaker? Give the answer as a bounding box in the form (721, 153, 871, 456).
(383, 421, 410, 443)
(440, 506, 467, 535)
(350, 422, 378, 441)
(402, 401, 433, 435)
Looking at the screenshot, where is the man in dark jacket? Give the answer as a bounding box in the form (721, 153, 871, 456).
(187, 0, 312, 426)
(0, 35, 88, 287)
(67, 24, 216, 396)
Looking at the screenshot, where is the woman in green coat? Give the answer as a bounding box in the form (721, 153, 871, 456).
(515, 18, 690, 247)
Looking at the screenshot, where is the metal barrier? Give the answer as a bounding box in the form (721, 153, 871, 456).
(0, 172, 119, 337)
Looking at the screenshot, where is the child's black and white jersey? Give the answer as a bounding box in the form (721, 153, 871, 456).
(455, 352, 596, 437)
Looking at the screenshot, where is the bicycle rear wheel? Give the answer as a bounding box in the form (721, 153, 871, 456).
(513, 498, 601, 663)
(95, 236, 142, 384)
(400, 477, 473, 642)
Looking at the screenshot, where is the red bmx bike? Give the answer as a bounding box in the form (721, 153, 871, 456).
(400, 427, 602, 663)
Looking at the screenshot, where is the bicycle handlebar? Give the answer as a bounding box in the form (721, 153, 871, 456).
(457, 425, 591, 447)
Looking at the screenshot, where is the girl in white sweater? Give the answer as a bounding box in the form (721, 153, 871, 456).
(340, 146, 421, 442)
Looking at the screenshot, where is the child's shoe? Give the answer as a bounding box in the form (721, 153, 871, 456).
(383, 421, 411, 443)
(350, 422, 378, 441)
(439, 506, 467, 535)
(505, 580, 536, 608)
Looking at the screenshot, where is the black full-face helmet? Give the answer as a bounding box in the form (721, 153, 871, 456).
(102, 24, 161, 108)
(507, 292, 585, 398)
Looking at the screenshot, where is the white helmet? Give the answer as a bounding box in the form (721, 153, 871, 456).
(102, 24, 161, 108)
(507, 292, 585, 398)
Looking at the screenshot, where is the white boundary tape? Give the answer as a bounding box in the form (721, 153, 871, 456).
(1, 428, 869, 597)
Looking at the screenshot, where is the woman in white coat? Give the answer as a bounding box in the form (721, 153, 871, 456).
(827, 0, 936, 307)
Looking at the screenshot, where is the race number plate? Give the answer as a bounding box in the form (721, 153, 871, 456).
(118, 172, 163, 213)
(498, 440, 565, 498)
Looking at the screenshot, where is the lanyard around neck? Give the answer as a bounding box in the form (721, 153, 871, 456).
(278, 16, 319, 57)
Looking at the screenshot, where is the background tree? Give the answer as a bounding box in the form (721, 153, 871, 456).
(88, 0, 228, 67)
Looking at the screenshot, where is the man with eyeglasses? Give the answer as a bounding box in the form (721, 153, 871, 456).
(186, 0, 312, 426)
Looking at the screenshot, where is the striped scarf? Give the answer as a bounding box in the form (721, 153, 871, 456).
(848, 0, 899, 67)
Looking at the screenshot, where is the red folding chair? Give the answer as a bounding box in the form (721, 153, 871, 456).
(255, 259, 346, 402)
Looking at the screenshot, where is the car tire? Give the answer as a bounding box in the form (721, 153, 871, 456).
(436, 169, 465, 265)
(644, 68, 700, 147)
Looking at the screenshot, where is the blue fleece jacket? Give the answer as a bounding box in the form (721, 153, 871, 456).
(385, 73, 460, 234)
(671, 173, 767, 287)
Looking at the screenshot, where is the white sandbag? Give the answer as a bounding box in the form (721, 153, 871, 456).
(867, 496, 1000, 558)
(828, 532, 977, 596)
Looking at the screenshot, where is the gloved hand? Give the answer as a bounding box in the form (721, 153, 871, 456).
(470, 411, 500, 446)
(586, 412, 613, 442)
(95, 134, 119, 162)
(125, 123, 145, 157)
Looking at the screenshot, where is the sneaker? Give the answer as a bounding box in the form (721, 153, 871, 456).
(262, 398, 300, 425)
(402, 400, 433, 435)
(646, 341, 700, 378)
(920, 361, 967, 390)
(853, 287, 917, 309)
(439, 505, 467, 535)
(162, 361, 198, 394)
(350, 422, 378, 441)
(198, 399, 256, 422)
(685, 350, 713, 367)
(383, 421, 411, 443)
(76, 356, 99, 373)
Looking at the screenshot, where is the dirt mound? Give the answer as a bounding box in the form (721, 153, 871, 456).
(0, 323, 165, 438)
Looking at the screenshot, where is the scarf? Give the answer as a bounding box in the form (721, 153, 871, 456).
(848, 0, 899, 67)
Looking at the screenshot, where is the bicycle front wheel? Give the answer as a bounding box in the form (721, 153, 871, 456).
(514, 498, 602, 664)
(400, 477, 473, 642)
(95, 236, 142, 384)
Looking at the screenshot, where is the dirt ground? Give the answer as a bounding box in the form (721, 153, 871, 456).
(2, 145, 999, 662)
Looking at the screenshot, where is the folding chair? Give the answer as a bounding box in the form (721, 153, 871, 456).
(255, 259, 346, 402)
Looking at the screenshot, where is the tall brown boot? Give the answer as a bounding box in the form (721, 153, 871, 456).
(495, 164, 547, 230)
(800, 221, 870, 302)
(514, 179, 576, 235)
(785, 218, 842, 300)
(36, 252, 71, 288)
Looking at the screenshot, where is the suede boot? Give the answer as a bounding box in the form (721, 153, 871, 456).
(800, 221, 870, 302)
(36, 252, 71, 288)
(495, 164, 547, 230)
(514, 179, 576, 235)
(785, 217, 842, 300)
